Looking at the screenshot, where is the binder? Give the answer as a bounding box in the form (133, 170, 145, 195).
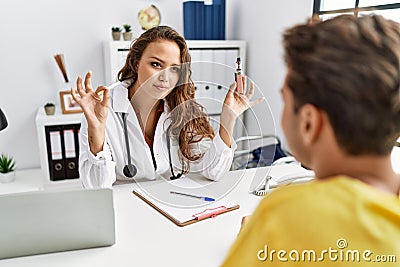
(211, 0, 220, 39)
(190, 50, 203, 103)
(190, 50, 202, 84)
(198, 50, 220, 114)
(183, 1, 204, 40)
(200, 49, 213, 97)
(183, 0, 226, 40)
(212, 49, 228, 108)
(45, 124, 81, 181)
(195, 2, 205, 40)
(63, 124, 80, 179)
(183, 1, 196, 40)
(204, 3, 213, 40)
(215, 0, 226, 40)
(132, 177, 240, 227)
(46, 127, 64, 181)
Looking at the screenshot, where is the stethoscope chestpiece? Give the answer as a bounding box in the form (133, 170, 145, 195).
(123, 164, 137, 178)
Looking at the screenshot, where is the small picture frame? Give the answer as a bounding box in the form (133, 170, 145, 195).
(59, 90, 82, 114)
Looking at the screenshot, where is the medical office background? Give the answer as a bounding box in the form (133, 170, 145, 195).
(1, 0, 398, 171)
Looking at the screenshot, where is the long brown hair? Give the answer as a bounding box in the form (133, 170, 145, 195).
(118, 26, 215, 173)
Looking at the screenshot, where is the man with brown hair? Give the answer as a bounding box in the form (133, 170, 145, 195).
(222, 15, 400, 266)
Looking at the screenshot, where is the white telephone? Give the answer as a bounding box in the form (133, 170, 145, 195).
(252, 163, 315, 196)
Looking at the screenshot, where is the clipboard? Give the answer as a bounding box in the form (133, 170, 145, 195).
(132, 178, 240, 227)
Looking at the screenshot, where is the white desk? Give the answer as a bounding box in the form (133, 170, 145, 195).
(0, 169, 44, 194)
(1, 147, 399, 267)
(0, 166, 286, 267)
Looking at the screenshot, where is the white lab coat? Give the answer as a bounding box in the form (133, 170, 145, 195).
(79, 81, 236, 188)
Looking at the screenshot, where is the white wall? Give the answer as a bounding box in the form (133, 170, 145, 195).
(0, 0, 185, 169)
(0, 0, 313, 169)
(229, 0, 313, 145)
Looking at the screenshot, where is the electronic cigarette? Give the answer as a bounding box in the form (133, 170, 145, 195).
(235, 57, 243, 93)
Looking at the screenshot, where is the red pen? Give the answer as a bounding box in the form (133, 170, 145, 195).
(235, 57, 244, 93)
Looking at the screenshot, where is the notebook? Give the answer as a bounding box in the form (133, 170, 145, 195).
(132, 177, 240, 227)
(0, 188, 115, 259)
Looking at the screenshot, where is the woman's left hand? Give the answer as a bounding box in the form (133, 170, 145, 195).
(222, 76, 264, 119)
(219, 76, 264, 147)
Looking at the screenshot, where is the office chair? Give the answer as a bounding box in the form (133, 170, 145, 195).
(231, 135, 291, 170)
(0, 109, 8, 131)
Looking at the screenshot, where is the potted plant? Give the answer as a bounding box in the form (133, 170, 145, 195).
(44, 102, 55, 115)
(123, 24, 133, 41)
(0, 154, 16, 183)
(111, 26, 122, 41)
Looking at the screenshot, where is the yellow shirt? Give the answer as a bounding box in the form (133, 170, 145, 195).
(221, 176, 400, 266)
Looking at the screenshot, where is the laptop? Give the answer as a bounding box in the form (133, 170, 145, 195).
(0, 188, 115, 259)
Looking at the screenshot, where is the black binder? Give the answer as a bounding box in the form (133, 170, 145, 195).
(45, 124, 81, 181)
(63, 124, 80, 179)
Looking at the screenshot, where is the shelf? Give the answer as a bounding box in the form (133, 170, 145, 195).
(35, 108, 82, 188)
(35, 106, 83, 127)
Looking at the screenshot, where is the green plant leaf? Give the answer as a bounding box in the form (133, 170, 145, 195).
(0, 154, 16, 173)
(123, 24, 132, 32)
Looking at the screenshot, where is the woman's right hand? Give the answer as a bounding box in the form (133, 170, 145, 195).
(71, 71, 110, 155)
(71, 71, 110, 130)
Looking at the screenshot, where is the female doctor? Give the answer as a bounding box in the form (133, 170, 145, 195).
(72, 26, 262, 188)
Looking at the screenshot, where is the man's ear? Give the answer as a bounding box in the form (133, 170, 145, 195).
(298, 104, 323, 146)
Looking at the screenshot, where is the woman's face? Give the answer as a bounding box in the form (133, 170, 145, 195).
(133, 39, 182, 99)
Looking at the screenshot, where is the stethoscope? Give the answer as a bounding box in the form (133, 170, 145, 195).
(121, 112, 183, 180)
